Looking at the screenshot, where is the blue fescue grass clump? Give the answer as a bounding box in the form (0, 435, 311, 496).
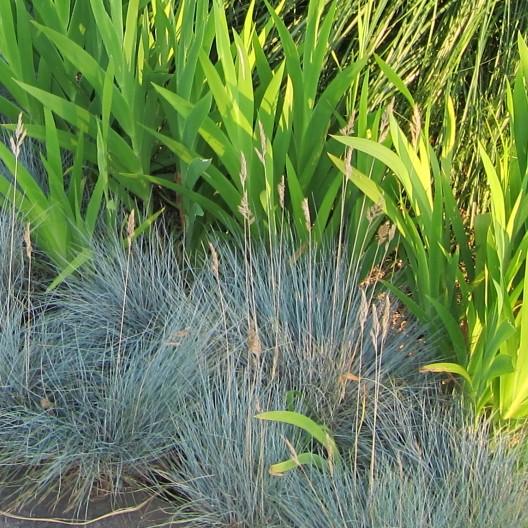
(1, 221, 527, 525)
(274, 403, 528, 528)
(155, 372, 528, 528)
(147, 236, 443, 526)
(200, 237, 431, 412)
(0, 207, 31, 413)
(143, 235, 528, 527)
(153, 371, 432, 527)
(44, 226, 192, 355)
(0, 225, 221, 513)
(0, 310, 215, 511)
(0, 204, 25, 300)
(163, 365, 528, 527)
(156, 368, 292, 527)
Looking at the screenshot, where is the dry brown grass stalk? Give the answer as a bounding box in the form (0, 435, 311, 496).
(410, 104, 422, 148)
(277, 175, 285, 210)
(238, 191, 254, 225)
(248, 318, 262, 359)
(366, 200, 384, 222)
(208, 242, 220, 281)
(7, 113, 26, 308)
(301, 198, 311, 233)
(376, 220, 396, 247)
(117, 209, 136, 370)
(0, 496, 154, 526)
(23, 222, 32, 388)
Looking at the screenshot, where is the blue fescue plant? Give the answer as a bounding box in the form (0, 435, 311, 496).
(0, 223, 220, 513)
(1, 215, 528, 524)
(44, 223, 196, 356)
(200, 233, 432, 415)
(158, 358, 528, 527)
(0, 205, 30, 410)
(273, 402, 528, 528)
(155, 368, 293, 527)
(144, 231, 438, 526)
(0, 203, 25, 300)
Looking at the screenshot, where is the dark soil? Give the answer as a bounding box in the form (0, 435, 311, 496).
(0, 490, 174, 528)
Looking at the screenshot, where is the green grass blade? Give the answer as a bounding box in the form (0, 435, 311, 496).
(123, 0, 140, 69)
(255, 410, 339, 460)
(420, 362, 473, 386)
(46, 248, 92, 292)
(374, 54, 415, 107)
(269, 453, 328, 476)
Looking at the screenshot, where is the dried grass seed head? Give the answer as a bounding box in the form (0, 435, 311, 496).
(126, 209, 135, 247)
(359, 287, 369, 329)
(240, 153, 248, 188)
(238, 191, 255, 224)
(248, 318, 262, 358)
(208, 242, 220, 281)
(377, 221, 396, 246)
(410, 104, 422, 147)
(361, 266, 385, 287)
(9, 113, 27, 158)
(23, 223, 32, 259)
(367, 201, 384, 222)
(339, 110, 356, 136)
(302, 198, 311, 232)
(278, 175, 285, 210)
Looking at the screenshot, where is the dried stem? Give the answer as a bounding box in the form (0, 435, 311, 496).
(117, 210, 135, 371)
(23, 222, 32, 388)
(7, 113, 26, 310)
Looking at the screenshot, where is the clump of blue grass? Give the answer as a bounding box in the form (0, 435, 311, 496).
(153, 363, 525, 528)
(0, 205, 26, 300)
(155, 365, 295, 527)
(44, 224, 194, 357)
(0, 316, 213, 513)
(0, 227, 220, 514)
(273, 401, 528, 528)
(200, 235, 433, 422)
(152, 232, 528, 527)
(328, 379, 440, 472)
(0, 292, 29, 424)
(0, 207, 34, 415)
(0, 221, 495, 524)
(150, 232, 441, 526)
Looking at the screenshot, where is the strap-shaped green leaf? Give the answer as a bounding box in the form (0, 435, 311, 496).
(255, 410, 339, 462)
(269, 452, 328, 476)
(420, 362, 473, 386)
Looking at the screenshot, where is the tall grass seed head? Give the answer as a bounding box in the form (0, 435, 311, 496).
(23, 223, 32, 259)
(302, 198, 311, 232)
(9, 113, 27, 158)
(278, 175, 285, 210)
(126, 209, 136, 247)
(208, 242, 220, 281)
